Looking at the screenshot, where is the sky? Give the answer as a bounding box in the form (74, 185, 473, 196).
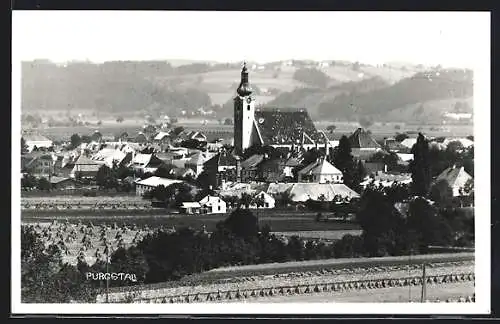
(12, 11, 489, 68)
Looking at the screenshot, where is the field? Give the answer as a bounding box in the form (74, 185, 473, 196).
(30, 118, 473, 142)
(96, 254, 474, 302)
(22, 210, 361, 234)
(227, 281, 475, 303)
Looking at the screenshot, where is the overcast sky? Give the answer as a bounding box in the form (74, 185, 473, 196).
(12, 11, 489, 68)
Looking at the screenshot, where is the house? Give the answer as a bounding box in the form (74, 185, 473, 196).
(384, 137, 410, 153)
(240, 154, 265, 182)
(130, 153, 153, 171)
(91, 148, 131, 168)
(250, 191, 275, 209)
(135, 176, 183, 197)
(267, 183, 359, 202)
(360, 171, 412, 188)
(170, 167, 196, 179)
(298, 157, 343, 184)
(400, 138, 418, 150)
(153, 131, 172, 146)
(180, 202, 202, 214)
(199, 195, 227, 214)
(21, 153, 55, 176)
(142, 155, 165, 174)
(70, 154, 103, 179)
(204, 150, 238, 173)
(50, 176, 80, 190)
(22, 133, 53, 152)
(184, 151, 213, 176)
(435, 165, 473, 197)
(348, 128, 382, 160)
(177, 130, 208, 143)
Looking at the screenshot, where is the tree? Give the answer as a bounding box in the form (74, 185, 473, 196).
(173, 126, 184, 136)
(220, 208, 259, 240)
(97, 120, 102, 126)
(357, 186, 408, 256)
(293, 68, 330, 88)
(37, 177, 51, 191)
(110, 247, 149, 285)
(407, 197, 454, 253)
(333, 135, 359, 189)
(116, 116, 124, 123)
(154, 164, 175, 179)
(70, 133, 81, 149)
(429, 179, 454, 207)
(96, 165, 118, 189)
(252, 194, 266, 208)
(409, 133, 431, 196)
(224, 118, 233, 125)
(326, 125, 336, 133)
(21, 137, 28, 154)
(239, 193, 253, 209)
(395, 133, 409, 142)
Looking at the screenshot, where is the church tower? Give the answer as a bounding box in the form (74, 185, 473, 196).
(234, 62, 257, 154)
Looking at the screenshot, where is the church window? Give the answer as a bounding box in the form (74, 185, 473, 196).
(247, 105, 251, 111)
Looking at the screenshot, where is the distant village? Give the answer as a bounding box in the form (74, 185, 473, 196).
(20, 64, 474, 215)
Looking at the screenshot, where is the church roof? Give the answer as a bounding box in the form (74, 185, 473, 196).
(254, 108, 321, 146)
(348, 128, 381, 149)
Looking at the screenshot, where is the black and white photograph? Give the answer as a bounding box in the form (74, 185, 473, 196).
(11, 10, 490, 314)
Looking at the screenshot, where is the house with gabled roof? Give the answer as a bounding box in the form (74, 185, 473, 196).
(184, 151, 213, 176)
(70, 154, 103, 179)
(298, 156, 343, 184)
(199, 195, 227, 214)
(348, 128, 382, 160)
(240, 154, 265, 182)
(435, 165, 473, 197)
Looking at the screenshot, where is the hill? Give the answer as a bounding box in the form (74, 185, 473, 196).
(20, 60, 420, 114)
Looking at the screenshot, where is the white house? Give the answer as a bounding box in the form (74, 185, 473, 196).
(135, 176, 182, 197)
(298, 157, 343, 184)
(401, 138, 418, 149)
(199, 195, 227, 214)
(251, 191, 275, 209)
(435, 165, 473, 197)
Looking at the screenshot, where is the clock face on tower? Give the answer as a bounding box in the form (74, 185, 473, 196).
(246, 97, 252, 104)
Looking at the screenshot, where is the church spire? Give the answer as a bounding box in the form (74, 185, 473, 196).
(237, 61, 253, 96)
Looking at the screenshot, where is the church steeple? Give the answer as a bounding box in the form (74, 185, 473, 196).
(237, 62, 253, 96)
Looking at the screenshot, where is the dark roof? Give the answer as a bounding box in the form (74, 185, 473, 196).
(348, 128, 381, 149)
(205, 151, 237, 168)
(254, 108, 322, 145)
(241, 154, 265, 170)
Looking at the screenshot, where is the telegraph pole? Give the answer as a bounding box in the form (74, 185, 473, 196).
(408, 249, 412, 302)
(421, 263, 427, 302)
(106, 245, 109, 303)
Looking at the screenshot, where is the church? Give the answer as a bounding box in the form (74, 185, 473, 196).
(233, 63, 327, 155)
